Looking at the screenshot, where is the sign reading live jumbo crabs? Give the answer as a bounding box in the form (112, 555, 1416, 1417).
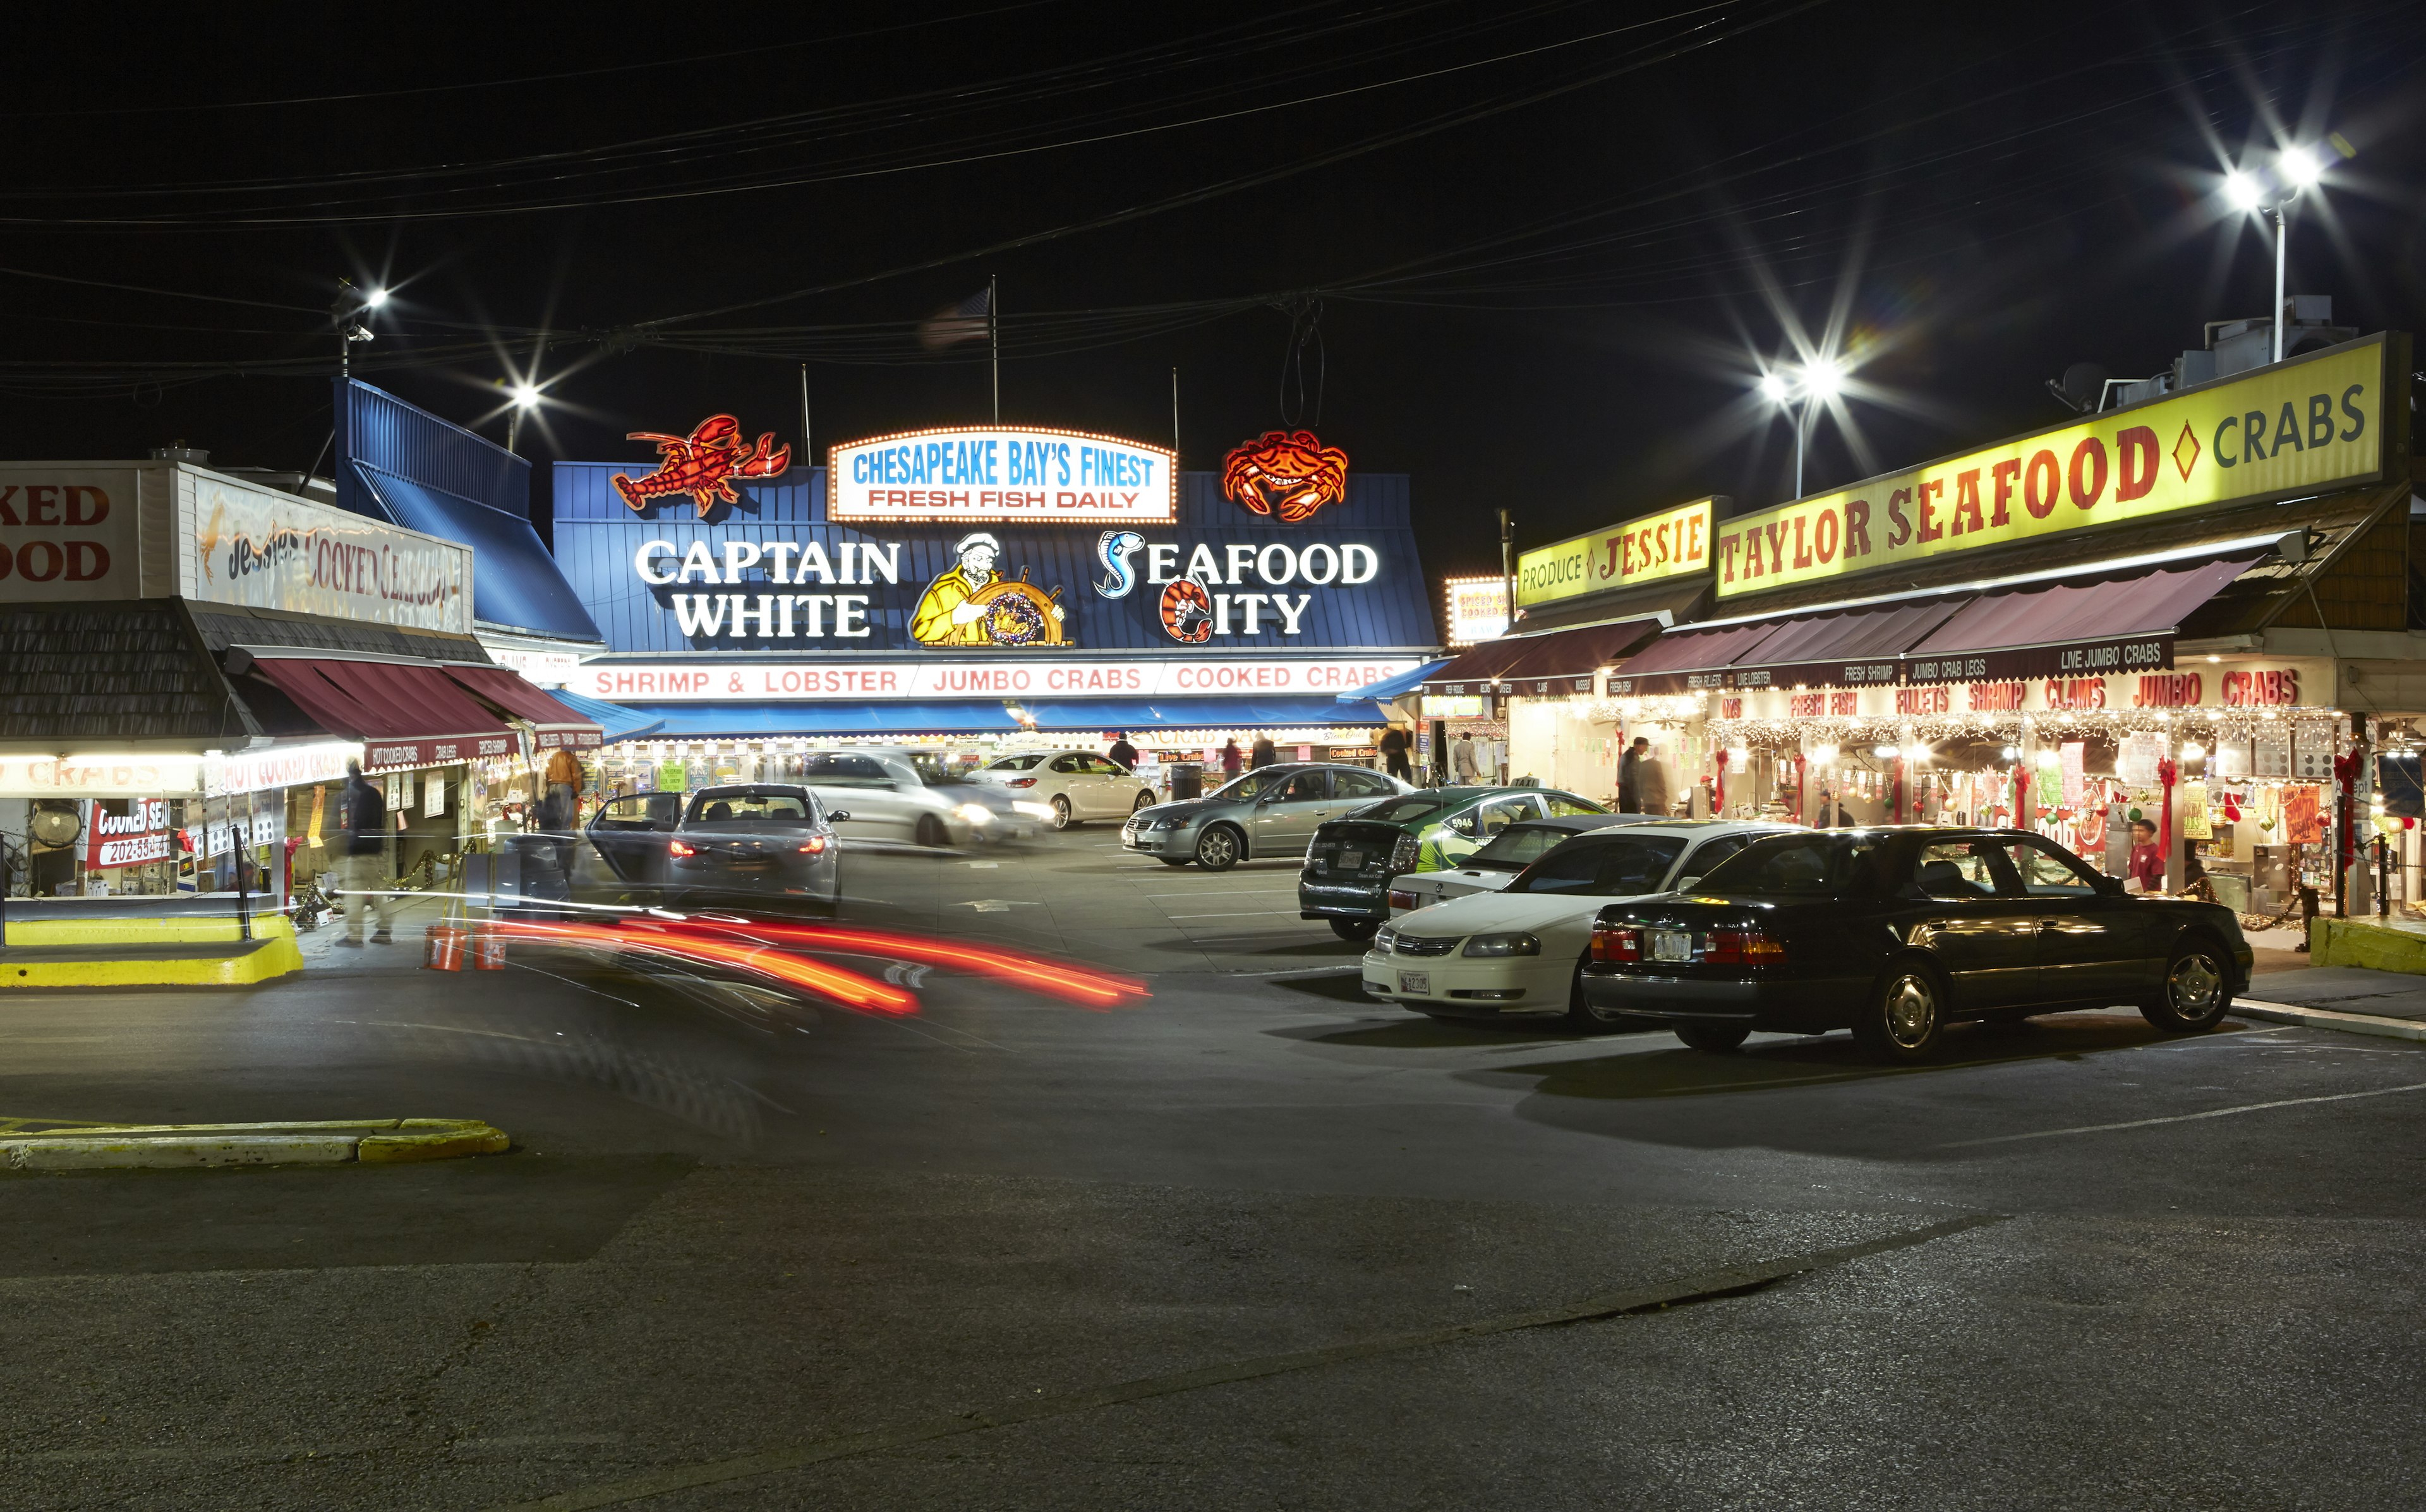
(828, 426, 1176, 525)
(1715, 335, 2394, 599)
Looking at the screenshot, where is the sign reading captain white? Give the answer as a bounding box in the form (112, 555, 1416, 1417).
(578, 657, 1421, 703)
(829, 426, 1176, 524)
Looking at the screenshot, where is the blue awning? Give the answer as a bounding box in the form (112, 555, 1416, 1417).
(618, 702, 1025, 736)
(543, 687, 665, 743)
(1022, 697, 1391, 730)
(1338, 659, 1451, 702)
(353, 462, 604, 645)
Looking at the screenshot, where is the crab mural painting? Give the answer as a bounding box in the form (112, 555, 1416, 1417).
(612, 415, 791, 515)
(1220, 429, 1350, 524)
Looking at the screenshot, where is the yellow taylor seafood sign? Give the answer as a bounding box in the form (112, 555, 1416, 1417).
(1518, 496, 1716, 606)
(1715, 335, 2392, 598)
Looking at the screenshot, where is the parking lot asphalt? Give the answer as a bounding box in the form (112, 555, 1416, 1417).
(3, 823, 2422, 1510)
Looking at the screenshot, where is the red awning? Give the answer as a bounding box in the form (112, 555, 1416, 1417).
(1492, 617, 1665, 690)
(1904, 556, 2263, 678)
(1608, 620, 1783, 679)
(245, 656, 518, 771)
(442, 664, 604, 751)
(1721, 598, 1970, 687)
(1418, 641, 1533, 693)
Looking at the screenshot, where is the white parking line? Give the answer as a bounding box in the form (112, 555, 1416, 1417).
(1941, 1079, 2426, 1148)
(1168, 909, 1309, 920)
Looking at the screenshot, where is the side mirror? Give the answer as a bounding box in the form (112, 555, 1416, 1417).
(2097, 875, 2127, 897)
(1674, 876, 1703, 892)
(828, 810, 851, 823)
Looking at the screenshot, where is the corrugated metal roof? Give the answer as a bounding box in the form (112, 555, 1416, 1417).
(334, 378, 530, 520)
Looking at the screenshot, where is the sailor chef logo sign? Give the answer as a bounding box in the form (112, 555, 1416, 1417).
(908, 531, 1070, 646)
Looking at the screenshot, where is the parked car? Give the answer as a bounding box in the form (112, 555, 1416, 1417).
(1385, 813, 1671, 915)
(1580, 826, 2254, 1062)
(587, 784, 842, 912)
(795, 748, 994, 848)
(971, 748, 1157, 830)
(1295, 786, 1607, 940)
(1360, 821, 1789, 1018)
(1122, 764, 1410, 872)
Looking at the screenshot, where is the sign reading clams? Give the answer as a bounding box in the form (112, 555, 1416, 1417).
(830, 426, 1175, 525)
(1715, 334, 2393, 599)
(1518, 496, 1717, 607)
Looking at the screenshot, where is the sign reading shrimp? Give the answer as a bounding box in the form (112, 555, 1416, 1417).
(828, 426, 1175, 524)
(1715, 335, 2391, 599)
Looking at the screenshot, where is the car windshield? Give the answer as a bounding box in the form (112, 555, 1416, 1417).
(1209, 769, 1293, 802)
(1466, 824, 1579, 872)
(684, 791, 814, 825)
(1696, 833, 1883, 896)
(1351, 795, 1450, 824)
(1507, 836, 1688, 894)
(907, 754, 977, 786)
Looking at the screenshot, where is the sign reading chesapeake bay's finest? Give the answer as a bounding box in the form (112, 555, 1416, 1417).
(189, 475, 471, 634)
(828, 426, 1176, 525)
(1518, 496, 1717, 608)
(1716, 335, 2391, 599)
(576, 656, 1421, 703)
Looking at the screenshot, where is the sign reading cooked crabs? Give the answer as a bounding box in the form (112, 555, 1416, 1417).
(828, 426, 1176, 525)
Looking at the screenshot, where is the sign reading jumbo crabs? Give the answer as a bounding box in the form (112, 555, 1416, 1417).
(1714, 335, 2390, 599)
(828, 426, 1175, 525)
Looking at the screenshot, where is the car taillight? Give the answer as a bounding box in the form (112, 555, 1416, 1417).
(1008, 777, 1038, 788)
(797, 834, 830, 855)
(1590, 923, 1641, 963)
(1702, 928, 1787, 966)
(1391, 834, 1420, 872)
(1387, 889, 1420, 911)
(667, 839, 696, 857)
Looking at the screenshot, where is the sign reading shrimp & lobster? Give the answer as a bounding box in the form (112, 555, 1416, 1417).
(828, 426, 1176, 525)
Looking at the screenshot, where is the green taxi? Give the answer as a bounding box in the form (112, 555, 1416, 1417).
(1297, 786, 1607, 940)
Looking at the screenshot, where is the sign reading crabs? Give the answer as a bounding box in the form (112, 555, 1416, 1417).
(1221, 429, 1350, 523)
(612, 416, 790, 517)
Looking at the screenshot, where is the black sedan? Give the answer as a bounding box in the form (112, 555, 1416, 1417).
(1581, 826, 2253, 1063)
(588, 784, 843, 913)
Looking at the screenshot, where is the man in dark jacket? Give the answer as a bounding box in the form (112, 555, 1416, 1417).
(1249, 735, 1277, 769)
(1106, 734, 1138, 772)
(1616, 737, 1649, 813)
(337, 758, 395, 945)
(1378, 726, 1412, 783)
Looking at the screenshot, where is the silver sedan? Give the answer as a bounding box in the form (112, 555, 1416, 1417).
(1120, 764, 1411, 871)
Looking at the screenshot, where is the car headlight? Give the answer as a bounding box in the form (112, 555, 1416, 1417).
(1011, 801, 1054, 819)
(953, 803, 994, 825)
(1145, 814, 1188, 831)
(1374, 925, 1398, 952)
(1461, 932, 1540, 957)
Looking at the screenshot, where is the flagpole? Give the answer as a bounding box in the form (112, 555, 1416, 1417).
(989, 273, 999, 423)
(799, 363, 811, 471)
(1171, 367, 1180, 459)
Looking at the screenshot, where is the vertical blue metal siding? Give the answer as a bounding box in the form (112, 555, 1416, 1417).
(334, 379, 532, 521)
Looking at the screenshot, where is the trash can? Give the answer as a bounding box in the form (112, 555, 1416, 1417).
(1168, 762, 1204, 801)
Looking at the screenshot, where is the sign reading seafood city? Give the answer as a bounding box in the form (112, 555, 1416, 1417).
(1715, 335, 2393, 599)
(575, 656, 1423, 703)
(1518, 496, 1718, 608)
(188, 475, 471, 634)
(827, 426, 1175, 525)
(553, 439, 1437, 657)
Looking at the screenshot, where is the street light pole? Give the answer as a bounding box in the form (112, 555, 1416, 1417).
(1792, 395, 1810, 500)
(2271, 204, 2288, 365)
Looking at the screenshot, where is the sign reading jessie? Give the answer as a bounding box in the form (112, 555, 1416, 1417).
(1715, 334, 2397, 599)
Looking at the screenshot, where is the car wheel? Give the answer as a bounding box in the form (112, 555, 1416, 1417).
(1329, 918, 1377, 944)
(1567, 954, 1629, 1030)
(1049, 796, 1073, 831)
(1194, 825, 1242, 871)
(1673, 1021, 1752, 1053)
(1854, 963, 1945, 1063)
(1133, 789, 1154, 813)
(915, 814, 949, 848)
(2142, 939, 2231, 1033)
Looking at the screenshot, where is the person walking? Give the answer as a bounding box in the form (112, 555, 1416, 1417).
(1250, 733, 1277, 769)
(1450, 731, 1482, 783)
(336, 758, 395, 946)
(1220, 738, 1243, 779)
(1106, 733, 1138, 772)
(1616, 736, 1649, 813)
(1378, 724, 1412, 784)
(1636, 744, 1672, 818)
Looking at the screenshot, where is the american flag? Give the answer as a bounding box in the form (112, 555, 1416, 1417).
(918, 287, 992, 351)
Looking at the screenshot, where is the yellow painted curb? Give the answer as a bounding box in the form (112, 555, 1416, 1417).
(2308, 915, 2426, 975)
(3, 914, 298, 947)
(1, 1117, 509, 1172)
(0, 928, 304, 989)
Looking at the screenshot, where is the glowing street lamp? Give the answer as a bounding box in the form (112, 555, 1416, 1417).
(505, 380, 545, 454)
(1754, 357, 1848, 501)
(2221, 136, 2351, 364)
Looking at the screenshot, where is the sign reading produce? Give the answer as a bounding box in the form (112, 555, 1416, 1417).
(1518, 496, 1716, 607)
(1715, 335, 2391, 598)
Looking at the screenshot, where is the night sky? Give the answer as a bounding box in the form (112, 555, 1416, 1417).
(4, 1, 2422, 580)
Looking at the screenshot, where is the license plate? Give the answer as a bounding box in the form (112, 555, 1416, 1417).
(1397, 971, 1430, 994)
(1336, 849, 1363, 872)
(1650, 928, 1693, 963)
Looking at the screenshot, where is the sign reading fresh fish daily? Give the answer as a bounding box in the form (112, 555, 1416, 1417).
(828, 426, 1176, 525)
(1518, 496, 1718, 608)
(552, 462, 1436, 656)
(1715, 335, 2394, 599)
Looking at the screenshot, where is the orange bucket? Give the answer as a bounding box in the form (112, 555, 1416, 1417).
(423, 922, 466, 971)
(469, 922, 509, 970)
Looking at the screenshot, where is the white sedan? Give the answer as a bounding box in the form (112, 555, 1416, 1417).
(1387, 813, 1673, 915)
(970, 749, 1157, 830)
(1363, 821, 1789, 1028)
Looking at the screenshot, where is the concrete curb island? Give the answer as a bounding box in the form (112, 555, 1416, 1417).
(1, 1118, 510, 1172)
(2234, 999, 2426, 1044)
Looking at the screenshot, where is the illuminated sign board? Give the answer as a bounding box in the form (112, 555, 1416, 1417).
(574, 656, 1422, 703)
(0, 467, 141, 601)
(188, 474, 471, 634)
(1715, 335, 2393, 599)
(1442, 576, 1509, 645)
(828, 426, 1176, 525)
(1517, 496, 1717, 607)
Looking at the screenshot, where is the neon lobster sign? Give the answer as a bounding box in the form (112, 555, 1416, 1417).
(612, 416, 790, 515)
